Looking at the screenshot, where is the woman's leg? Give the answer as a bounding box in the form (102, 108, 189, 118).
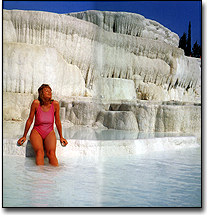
(44, 130, 58, 166)
(30, 129, 44, 165)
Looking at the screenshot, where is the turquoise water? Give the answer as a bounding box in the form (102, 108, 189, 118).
(3, 147, 201, 207)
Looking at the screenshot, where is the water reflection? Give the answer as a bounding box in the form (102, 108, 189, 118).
(58, 127, 194, 140)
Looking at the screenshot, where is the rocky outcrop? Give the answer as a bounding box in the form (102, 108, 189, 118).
(68, 10, 179, 47)
(60, 100, 201, 137)
(3, 42, 85, 97)
(116, 102, 201, 135)
(3, 92, 201, 147)
(3, 9, 201, 140)
(67, 101, 105, 125)
(3, 92, 34, 121)
(3, 9, 201, 102)
(96, 111, 139, 131)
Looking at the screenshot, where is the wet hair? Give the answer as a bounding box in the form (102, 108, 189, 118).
(38, 84, 53, 105)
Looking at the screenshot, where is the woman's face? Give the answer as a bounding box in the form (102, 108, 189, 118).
(43, 87, 52, 99)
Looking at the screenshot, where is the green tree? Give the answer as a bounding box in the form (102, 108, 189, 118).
(192, 41, 201, 58)
(179, 32, 187, 53)
(185, 21, 192, 56)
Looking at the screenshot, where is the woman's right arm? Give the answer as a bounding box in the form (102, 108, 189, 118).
(17, 100, 38, 146)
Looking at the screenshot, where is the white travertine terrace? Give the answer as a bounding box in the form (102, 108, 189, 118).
(3, 9, 201, 102)
(68, 10, 180, 47)
(3, 9, 201, 142)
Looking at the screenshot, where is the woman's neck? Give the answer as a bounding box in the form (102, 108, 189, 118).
(42, 99, 51, 106)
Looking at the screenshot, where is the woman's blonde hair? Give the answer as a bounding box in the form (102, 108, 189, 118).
(38, 84, 53, 105)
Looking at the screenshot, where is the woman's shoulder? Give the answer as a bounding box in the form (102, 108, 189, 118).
(52, 100, 60, 108)
(30, 100, 40, 111)
(32, 99, 40, 107)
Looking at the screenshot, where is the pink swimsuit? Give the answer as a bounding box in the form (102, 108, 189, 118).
(33, 102, 55, 140)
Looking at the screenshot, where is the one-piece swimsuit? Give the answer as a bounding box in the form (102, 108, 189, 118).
(33, 101, 55, 140)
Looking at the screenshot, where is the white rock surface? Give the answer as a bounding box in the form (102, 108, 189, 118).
(3, 92, 34, 121)
(3, 42, 85, 97)
(3, 9, 201, 140)
(67, 101, 104, 125)
(97, 111, 139, 131)
(118, 102, 201, 136)
(3, 9, 201, 103)
(93, 78, 136, 101)
(68, 10, 179, 47)
(3, 136, 199, 158)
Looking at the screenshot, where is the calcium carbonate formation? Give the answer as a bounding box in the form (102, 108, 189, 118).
(3, 9, 201, 139)
(3, 9, 201, 102)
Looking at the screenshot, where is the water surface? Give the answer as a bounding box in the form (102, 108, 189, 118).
(61, 127, 196, 140)
(3, 148, 201, 207)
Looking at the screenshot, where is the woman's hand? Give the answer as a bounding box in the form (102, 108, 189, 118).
(17, 137, 26, 146)
(60, 137, 68, 147)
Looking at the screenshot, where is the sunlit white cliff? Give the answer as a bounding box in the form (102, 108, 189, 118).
(3, 9, 201, 139)
(68, 10, 180, 47)
(3, 9, 201, 102)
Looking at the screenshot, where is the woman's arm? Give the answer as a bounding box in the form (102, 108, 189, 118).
(54, 101, 68, 146)
(17, 100, 38, 145)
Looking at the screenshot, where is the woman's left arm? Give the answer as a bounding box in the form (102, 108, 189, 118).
(54, 101, 68, 146)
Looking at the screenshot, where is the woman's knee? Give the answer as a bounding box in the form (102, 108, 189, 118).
(46, 150, 58, 166)
(36, 149, 45, 157)
(35, 149, 44, 165)
(46, 150, 56, 158)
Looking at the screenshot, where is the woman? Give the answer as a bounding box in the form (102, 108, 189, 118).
(17, 84, 68, 166)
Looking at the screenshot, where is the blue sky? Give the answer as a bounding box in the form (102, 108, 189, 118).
(3, 1, 201, 46)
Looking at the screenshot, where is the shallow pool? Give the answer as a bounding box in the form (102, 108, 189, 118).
(60, 127, 196, 140)
(3, 147, 201, 207)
